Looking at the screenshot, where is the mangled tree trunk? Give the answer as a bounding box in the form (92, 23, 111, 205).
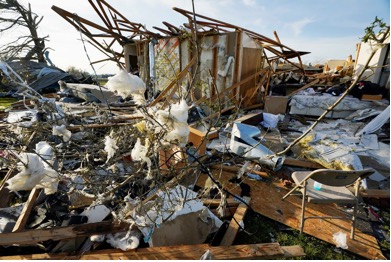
(0, 0, 48, 63)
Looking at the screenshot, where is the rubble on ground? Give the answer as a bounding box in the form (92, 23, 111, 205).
(0, 2, 389, 260)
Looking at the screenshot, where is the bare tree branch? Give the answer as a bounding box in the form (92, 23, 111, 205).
(0, 0, 48, 63)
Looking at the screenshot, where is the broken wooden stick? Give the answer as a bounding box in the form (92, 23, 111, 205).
(220, 196, 251, 246)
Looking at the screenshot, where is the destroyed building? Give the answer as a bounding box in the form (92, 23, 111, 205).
(0, 0, 389, 260)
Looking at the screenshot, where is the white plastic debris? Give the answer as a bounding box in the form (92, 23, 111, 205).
(0, 61, 9, 77)
(104, 136, 119, 163)
(260, 113, 279, 128)
(6, 152, 58, 194)
(6, 110, 39, 124)
(52, 125, 72, 142)
(237, 161, 251, 179)
(90, 234, 105, 242)
(35, 141, 54, 161)
(356, 105, 390, 136)
(105, 69, 146, 105)
(332, 231, 348, 249)
(81, 204, 111, 223)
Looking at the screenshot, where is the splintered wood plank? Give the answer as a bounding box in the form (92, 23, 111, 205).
(12, 188, 41, 232)
(0, 221, 129, 246)
(220, 176, 386, 260)
(283, 157, 325, 169)
(220, 196, 251, 246)
(196, 170, 385, 260)
(360, 189, 390, 199)
(210, 164, 269, 178)
(0, 243, 291, 260)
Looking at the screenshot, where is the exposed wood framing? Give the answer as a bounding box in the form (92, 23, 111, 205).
(283, 157, 325, 169)
(149, 56, 197, 107)
(195, 68, 267, 106)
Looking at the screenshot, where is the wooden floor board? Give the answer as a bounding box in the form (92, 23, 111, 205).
(199, 171, 386, 260)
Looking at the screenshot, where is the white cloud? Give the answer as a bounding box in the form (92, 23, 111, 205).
(285, 35, 361, 64)
(242, 0, 256, 7)
(287, 17, 314, 37)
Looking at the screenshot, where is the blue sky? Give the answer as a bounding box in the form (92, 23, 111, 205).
(8, 0, 391, 74)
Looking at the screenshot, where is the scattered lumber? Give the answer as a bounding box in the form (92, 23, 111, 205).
(0, 243, 305, 260)
(220, 196, 251, 246)
(0, 221, 129, 246)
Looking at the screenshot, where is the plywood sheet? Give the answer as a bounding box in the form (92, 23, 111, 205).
(198, 171, 386, 260)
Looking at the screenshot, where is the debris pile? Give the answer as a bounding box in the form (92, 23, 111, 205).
(0, 2, 389, 260)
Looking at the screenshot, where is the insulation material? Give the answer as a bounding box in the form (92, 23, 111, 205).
(131, 138, 152, 179)
(35, 141, 54, 161)
(106, 231, 140, 251)
(104, 136, 119, 163)
(105, 69, 146, 106)
(291, 118, 387, 171)
(154, 99, 190, 147)
(6, 152, 58, 194)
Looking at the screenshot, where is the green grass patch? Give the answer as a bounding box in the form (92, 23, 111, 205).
(234, 209, 363, 260)
(0, 97, 18, 111)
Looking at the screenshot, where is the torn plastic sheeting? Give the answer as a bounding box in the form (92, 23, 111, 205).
(81, 204, 111, 223)
(260, 113, 279, 128)
(356, 105, 390, 136)
(333, 231, 348, 249)
(230, 122, 284, 171)
(133, 185, 223, 247)
(6, 110, 39, 124)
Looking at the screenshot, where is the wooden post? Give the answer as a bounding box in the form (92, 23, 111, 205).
(12, 188, 41, 232)
(220, 196, 251, 246)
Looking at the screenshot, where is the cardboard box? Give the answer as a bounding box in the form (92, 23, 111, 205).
(264, 96, 289, 114)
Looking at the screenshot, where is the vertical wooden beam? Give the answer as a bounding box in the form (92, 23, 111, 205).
(220, 196, 251, 246)
(12, 188, 41, 232)
(211, 34, 219, 96)
(188, 126, 207, 156)
(233, 30, 242, 103)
